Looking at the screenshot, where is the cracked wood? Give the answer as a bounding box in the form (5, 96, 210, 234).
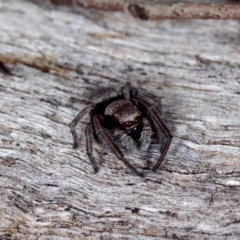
(0, 0, 240, 239)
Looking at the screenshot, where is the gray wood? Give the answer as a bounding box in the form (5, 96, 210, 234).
(0, 0, 240, 239)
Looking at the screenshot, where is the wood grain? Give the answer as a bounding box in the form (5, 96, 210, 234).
(0, 0, 240, 239)
(126, 1, 240, 20)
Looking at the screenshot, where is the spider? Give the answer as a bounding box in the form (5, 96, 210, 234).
(69, 82, 172, 177)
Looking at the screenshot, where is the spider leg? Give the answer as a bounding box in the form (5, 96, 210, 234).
(85, 122, 99, 173)
(69, 97, 92, 105)
(69, 105, 92, 149)
(133, 97, 172, 172)
(139, 117, 152, 151)
(122, 82, 132, 100)
(114, 128, 136, 152)
(70, 87, 120, 154)
(136, 88, 162, 116)
(91, 87, 120, 104)
(92, 114, 144, 177)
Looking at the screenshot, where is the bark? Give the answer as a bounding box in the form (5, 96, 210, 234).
(36, 0, 125, 10)
(33, 0, 240, 19)
(126, 1, 240, 20)
(0, 0, 240, 239)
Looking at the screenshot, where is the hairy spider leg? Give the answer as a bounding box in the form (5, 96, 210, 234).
(133, 97, 172, 172)
(92, 114, 144, 177)
(69, 105, 92, 149)
(122, 82, 132, 100)
(114, 128, 136, 152)
(92, 87, 120, 104)
(69, 97, 92, 105)
(85, 122, 99, 173)
(139, 117, 152, 151)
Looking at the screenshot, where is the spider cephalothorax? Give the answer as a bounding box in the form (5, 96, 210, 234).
(69, 82, 172, 177)
(104, 99, 142, 130)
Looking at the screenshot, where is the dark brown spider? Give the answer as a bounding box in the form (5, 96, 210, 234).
(69, 82, 172, 177)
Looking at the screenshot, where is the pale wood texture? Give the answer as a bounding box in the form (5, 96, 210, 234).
(1, 0, 240, 239)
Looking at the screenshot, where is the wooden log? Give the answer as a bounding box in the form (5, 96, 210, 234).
(34, 0, 240, 20)
(0, 0, 240, 239)
(126, 0, 240, 20)
(36, 0, 125, 10)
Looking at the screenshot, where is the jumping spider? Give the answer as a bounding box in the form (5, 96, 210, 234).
(69, 82, 172, 177)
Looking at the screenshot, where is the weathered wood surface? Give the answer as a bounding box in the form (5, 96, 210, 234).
(34, 0, 240, 20)
(126, 1, 240, 20)
(0, 0, 240, 239)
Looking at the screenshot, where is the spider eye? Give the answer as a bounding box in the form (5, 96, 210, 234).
(123, 122, 132, 128)
(135, 117, 140, 123)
